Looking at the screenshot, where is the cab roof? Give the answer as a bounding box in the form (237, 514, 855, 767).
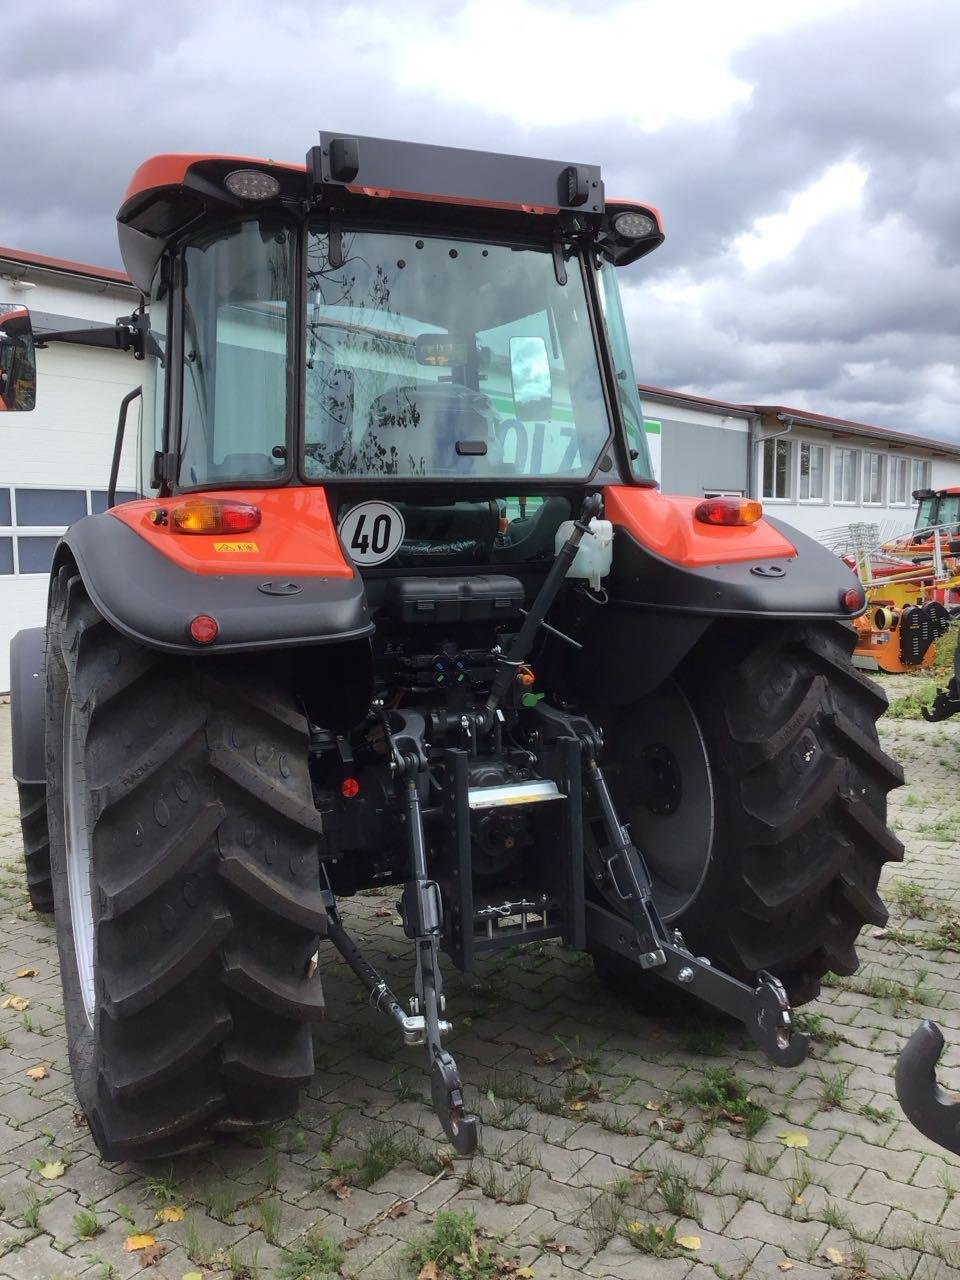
(116, 135, 662, 291)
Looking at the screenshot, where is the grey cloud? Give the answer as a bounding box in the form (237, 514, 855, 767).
(5, 0, 960, 437)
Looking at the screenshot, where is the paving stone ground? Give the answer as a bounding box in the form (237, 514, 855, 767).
(1, 678, 959, 1280)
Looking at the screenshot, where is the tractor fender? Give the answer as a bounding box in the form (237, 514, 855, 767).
(10, 626, 46, 785)
(57, 513, 374, 656)
(608, 516, 865, 621)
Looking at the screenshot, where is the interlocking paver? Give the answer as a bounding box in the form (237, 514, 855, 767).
(2, 690, 960, 1277)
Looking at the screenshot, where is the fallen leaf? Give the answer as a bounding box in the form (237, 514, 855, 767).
(2, 995, 29, 1012)
(643, 1100, 661, 1112)
(872, 928, 889, 939)
(779, 1131, 810, 1148)
(663, 1118, 685, 1133)
(139, 1242, 167, 1268)
(39, 1160, 65, 1179)
(823, 1247, 845, 1265)
(567, 1100, 588, 1113)
(16, 967, 38, 978)
(72, 1111, 88, 1128)
(325, 1176, 353, 1200)
(374, 907, 393, 917)
(677, 1235, 702, 1251)
(435, 1148, 455, 1170)
(793, 1194, 804, 1205)
(25, 1066, 49, 1081)
(533, 1050, 557, 1066)
(182, 1273, 203, 1280)
(542, 1240, 575, 1255)
(517, 1269, 536, 1278)
(626, 1221, 646, 1233)
(778, 1262, 795, 1272)
(418, 1263, 440, 1280)
(386, 1200, 410, 1219)
(124, 1234, 157, 1252)
(156, 1206, 185, 1223)
(341, 1237, 363, 1250)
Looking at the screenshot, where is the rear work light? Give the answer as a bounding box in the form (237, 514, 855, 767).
(694, 497, 764, 527)
(169, 499, 262, 535)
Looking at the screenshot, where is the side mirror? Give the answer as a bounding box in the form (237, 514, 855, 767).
(509, 335, 552, 422)
(0, 303, 37, 411)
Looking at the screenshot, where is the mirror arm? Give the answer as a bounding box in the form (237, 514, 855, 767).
(35, 312, 146, 358)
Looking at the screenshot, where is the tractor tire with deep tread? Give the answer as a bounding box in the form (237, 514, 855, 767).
(18, 781, 53, 913)
(590, 620, 904, 1007)
(45, 568, 327, 1161)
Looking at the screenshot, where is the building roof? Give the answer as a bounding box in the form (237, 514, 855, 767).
(0, 245, 132, 288)
(638, 383, 960, 459)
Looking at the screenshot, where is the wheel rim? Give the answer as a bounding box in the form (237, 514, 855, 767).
(63, 700, 96, 1027)
(593, 679, 715, 922)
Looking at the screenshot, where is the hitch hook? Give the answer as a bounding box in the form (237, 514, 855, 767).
(896, 1020, 960, 1155)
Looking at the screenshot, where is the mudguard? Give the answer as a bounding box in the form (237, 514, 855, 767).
(609, 516, 864, 620)
(58, 511, 373, 656)
(10, 627, 46, 785)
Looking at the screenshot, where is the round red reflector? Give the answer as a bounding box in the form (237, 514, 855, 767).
(189, 614, 219, 644)
(341, 777, 360, 798)
(842, 587, 863, 613)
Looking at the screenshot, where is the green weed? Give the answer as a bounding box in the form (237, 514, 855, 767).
(405, 1210, 500, 1280)
(74, 1208, 102, 1240)
(680, 1066, 770, 1138)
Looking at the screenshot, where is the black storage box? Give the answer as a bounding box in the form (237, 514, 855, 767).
(384, 575, 524, 624)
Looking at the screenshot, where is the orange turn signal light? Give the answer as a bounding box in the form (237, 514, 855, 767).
(170, 499, 262, 535)
(694, 497, 764, 527)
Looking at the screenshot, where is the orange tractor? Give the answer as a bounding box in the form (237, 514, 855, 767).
(8, 135, 901, 1160)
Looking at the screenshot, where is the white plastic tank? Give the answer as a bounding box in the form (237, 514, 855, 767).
(554, 518, 613, 590)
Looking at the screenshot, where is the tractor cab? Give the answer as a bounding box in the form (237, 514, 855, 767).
(114, 139, 662, 527)
(912, 487, 960, 539)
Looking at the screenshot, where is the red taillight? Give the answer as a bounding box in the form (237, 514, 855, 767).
(341, 777, 360, 798)
(694, 497, 764, 527)
(189, 614, 219, 645)
(170, 500, 261, 535)
(842, 587, 864, 613)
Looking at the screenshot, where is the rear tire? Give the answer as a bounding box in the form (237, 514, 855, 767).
(590, 620, 903, 1006)
(46, 569, 327, 1161)
(18, 781, 53, 913)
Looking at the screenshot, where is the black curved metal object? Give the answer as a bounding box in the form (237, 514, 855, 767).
(9, 628, 46, 785)
(896, 1020, 960, 1155)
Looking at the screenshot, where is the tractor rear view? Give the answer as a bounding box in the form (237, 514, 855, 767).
(8, 134, 902, 1160)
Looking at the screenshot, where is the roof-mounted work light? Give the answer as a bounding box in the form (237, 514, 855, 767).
(224, 169, 281, 201)
(600, 202, 665, 266)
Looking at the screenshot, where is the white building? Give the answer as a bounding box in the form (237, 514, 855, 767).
(0, 247, 140, 689)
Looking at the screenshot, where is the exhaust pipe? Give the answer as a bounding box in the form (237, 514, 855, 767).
(895, 1020, 960, 1156)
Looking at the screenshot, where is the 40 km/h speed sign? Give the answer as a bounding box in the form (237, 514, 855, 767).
(337, 500, 406, 567)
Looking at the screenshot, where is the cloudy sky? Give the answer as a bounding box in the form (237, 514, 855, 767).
(7, 0, 960, 436)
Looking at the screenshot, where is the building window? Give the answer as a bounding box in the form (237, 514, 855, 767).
(863, 451, 885, 505)
(761, 437, 793, 499)
(911, 459, 932, 493)
(798, 443, 825, 501)
(833, 447, 859, 504)
(0, 486, 138, 576)
(15, 488, 88, 526)
(890, 456, 909, 505)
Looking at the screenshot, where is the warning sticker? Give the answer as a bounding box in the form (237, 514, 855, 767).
(213, 542, 259, 552)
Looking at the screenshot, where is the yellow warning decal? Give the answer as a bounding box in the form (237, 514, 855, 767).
(213, 541, 259, 552)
